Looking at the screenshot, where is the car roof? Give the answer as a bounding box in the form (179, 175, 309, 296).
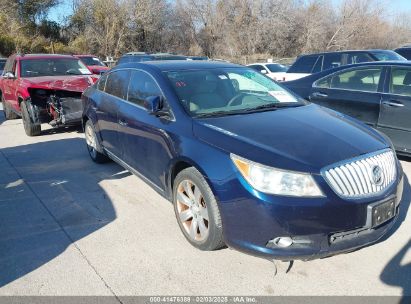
(115, 60, 242, 71)
(299, 49, 396, 57)
(75, 54, 97, 57)
(16, 54, 78, 60)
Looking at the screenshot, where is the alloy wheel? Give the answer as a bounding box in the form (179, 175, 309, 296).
(85, 124, 97, 159)
(176, 179, 210, 242)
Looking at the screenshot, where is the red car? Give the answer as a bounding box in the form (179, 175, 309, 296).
(74, 55, 109, 75)
(0, 53, 98, 136)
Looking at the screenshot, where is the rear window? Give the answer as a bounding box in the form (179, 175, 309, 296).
(288, 56, 318, 73)
(105, 70, 131, 99)
(370, 50, 406, 61)
(395, 49, 411, 60)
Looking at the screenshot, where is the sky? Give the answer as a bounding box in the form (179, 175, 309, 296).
(48, 0, 411, 23)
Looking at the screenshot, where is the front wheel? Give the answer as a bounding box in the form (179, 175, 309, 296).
(173, 167, 225, 251)
(21, 101, 41, 136)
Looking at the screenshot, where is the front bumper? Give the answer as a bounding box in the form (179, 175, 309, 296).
(215, 167, 404, 261)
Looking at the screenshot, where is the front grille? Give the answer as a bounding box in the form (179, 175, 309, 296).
(323, 149, 397, 198)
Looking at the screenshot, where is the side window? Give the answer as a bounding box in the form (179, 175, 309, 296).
(346, 52, 373, 64)
(97, 73, 108, 91)
(288, 56, 318, 73)
(127, 70, 162, 107)
(329, 68, 382, 92)
(311, 56, 323, 73)
(323, 53, 343, 70)
(390, 67, 411, 97)
(105, 70, 131, 99)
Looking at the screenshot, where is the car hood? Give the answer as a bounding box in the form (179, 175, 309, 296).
(21, 75, 97, 92)
(193, 104, 389, 173)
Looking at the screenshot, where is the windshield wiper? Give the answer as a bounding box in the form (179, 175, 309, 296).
(195, 110, 247, 118)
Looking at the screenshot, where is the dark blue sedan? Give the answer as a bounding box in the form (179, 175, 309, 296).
(81, 61, 404, 261)
(283, 61, 411, 156)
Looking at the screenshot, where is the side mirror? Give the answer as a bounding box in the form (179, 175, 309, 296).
(260, 70, 267, 74)
(143, 96, 169, 117)
(3, 72, 15, 79)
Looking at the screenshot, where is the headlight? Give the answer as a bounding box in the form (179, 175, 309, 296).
(231, 154, 323, 197)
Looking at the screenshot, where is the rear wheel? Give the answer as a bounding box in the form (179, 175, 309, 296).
(2, 96, 19, 120)
(21, 101, 41, 136)
(85, 120, 109, 163)
(173, 167, 225, 251)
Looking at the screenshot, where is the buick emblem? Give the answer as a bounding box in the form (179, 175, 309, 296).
(371, 165, 384, 186)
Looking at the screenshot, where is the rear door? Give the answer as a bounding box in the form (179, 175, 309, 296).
(310, 66, 384, 126)
(378, 66, 411, 153)
(96, 69, 130, 157)
(117, 69, 174, 189)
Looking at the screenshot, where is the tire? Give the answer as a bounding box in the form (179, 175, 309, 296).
(21, 101, 41, 136)
(84, 119, 109, 163)
(2, 96, 19, 120)
(173, 167, 225, 251)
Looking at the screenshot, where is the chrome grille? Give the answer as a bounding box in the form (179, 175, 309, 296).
(323, 150, 397, 198)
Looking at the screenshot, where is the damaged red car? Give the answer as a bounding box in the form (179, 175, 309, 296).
(0, 54, 97, 136)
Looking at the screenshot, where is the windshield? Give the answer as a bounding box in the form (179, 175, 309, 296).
(371, 51, 406, 61)
(79, 56, 106, 67)
(21, 58, 92, 77)
(166, 67, 303, 117)
(266, 64, 288, 72)
(0, 61, 5, 70)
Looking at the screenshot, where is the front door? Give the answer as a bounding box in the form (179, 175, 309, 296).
(378, 66, 411, 153)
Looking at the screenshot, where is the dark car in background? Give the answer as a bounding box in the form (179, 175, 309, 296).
(282, 50, 406, 82)
(82, 60, 403, 261)
(0, 58, 7, 75)
(394, 47, 411, 60)
(284, 61, 411, 155)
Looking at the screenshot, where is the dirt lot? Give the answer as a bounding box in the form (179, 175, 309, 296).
(0, 107, 410, 297)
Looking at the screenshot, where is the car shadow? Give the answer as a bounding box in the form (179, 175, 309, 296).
(379, 170, 411, 301)
(380, 238, 411, 301)
(0, 137, 130, 287)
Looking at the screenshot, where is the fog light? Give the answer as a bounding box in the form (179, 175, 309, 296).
(271, 237, 293, 248)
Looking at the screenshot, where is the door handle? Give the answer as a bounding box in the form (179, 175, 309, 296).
(311, 92, 328, 98)
(118, 119, 128, 126)
(382, 101, 404, 107)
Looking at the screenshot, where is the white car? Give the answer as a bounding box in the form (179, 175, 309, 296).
(247, 63, 310, 82)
